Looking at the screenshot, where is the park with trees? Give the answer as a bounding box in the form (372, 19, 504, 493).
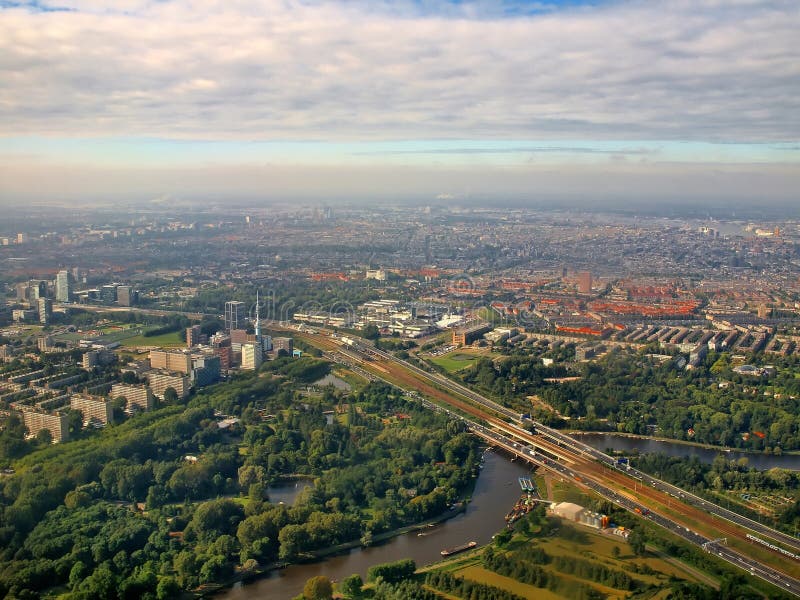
(458, 347, 800, 452)
(0, 358, 480, 598)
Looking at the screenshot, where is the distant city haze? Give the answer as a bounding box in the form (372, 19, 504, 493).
(0, 0, 798, 205)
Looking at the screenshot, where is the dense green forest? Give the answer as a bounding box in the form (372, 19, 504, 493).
(459, 349, 800, 451)
(0, 360, 479, 599)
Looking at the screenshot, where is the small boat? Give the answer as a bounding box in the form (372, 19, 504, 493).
(441, 541, 477, 557)
(418, 523, 438, 536)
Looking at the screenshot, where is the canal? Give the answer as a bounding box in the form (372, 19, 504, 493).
(220, 449, 531, 599)
(572, 433, 800, 471)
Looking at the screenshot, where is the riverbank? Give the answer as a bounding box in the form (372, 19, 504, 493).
(568, 430, 800, 457)
(199, 503, 469, 598)
(215, 449, 530, 600)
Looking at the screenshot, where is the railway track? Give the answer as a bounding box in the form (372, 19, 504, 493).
(288, 328, 800, 591)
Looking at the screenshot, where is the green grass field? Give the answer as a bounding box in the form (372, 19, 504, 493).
(440, 522, 710, 600)
(51, 323, 184, 348)
(118, 330, 184, 347)
(430, 352, 480, 373)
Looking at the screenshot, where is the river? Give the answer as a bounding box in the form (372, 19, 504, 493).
(572, 433, 800, 471)
(220, 450, 531, 599)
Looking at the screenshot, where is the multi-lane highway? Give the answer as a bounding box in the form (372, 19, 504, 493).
(287, 326, 800, 595)
(532, 422, 800, 554)
(417, 399, 800, 595)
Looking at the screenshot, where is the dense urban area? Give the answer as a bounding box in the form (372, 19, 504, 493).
(1, 203, 799, 600)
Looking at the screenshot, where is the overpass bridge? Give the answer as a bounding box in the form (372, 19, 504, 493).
(470, 426, 580, 482)
(484, 419, 577, 464)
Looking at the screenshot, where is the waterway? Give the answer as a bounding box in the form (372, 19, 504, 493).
(265, 480, 312, 506)
(220, 450, 531, 600)
(573, 433, 800, 471)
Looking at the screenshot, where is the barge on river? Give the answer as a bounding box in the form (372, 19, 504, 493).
(440, 541, 477, 557)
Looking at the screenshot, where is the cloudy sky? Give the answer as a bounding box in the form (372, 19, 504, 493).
(0, 0, 798, 206)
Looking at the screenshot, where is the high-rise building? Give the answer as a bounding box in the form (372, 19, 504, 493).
(28, 280, 46, 301)
(213, 345, 233, 371)
(56, 270, 71, 302)
(230, 329, 255, 345)
(100, 285, 118, 303)
(241, 343, 262, 370)
(225, 301, 246, 332)
(110, 383, 154, 413)
(272, 337, 294, 355)
(38, 297, 52, 324)
(70, 394, 114, 426)
(15, 282, 29, 300)
(82, 349, 116, 370)
(117, 285, 136, 306)
(149, 349, 192, 374)
(147, 371, 191, 399)
(577, 271, 592, 295)
(186, 325, 205, 347)
(210, 333, 232, 370)
(17, 408, 69, 442)
(192, 354, 221, 387)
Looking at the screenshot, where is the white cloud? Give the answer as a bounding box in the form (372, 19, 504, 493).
(0, 0, 797, 142)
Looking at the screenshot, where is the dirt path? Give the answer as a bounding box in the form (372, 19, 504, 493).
(647, 545, 720, 590)
(543, 472, 555, 501)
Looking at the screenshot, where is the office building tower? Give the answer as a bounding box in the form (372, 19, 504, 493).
(577, 271, 592, 294)
(225, 301, 246, 332)
(213, 345, 233, 371)
(100, 285, 118, 303)
(15, 282, 29, 301)
(28, 280, 47, 301)
(210, 333, 233, 370)
(186, 325, 205, 347)
(117, 285, 135, 306)
(230, 329, 255, 345)
(56, 270, 71, 302)
(192, 354, 221, 387)
(241, 343, 262, 370)
(38, 297, 52, 324)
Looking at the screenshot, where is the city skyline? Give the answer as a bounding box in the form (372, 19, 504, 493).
(0, 0, 798, 204)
